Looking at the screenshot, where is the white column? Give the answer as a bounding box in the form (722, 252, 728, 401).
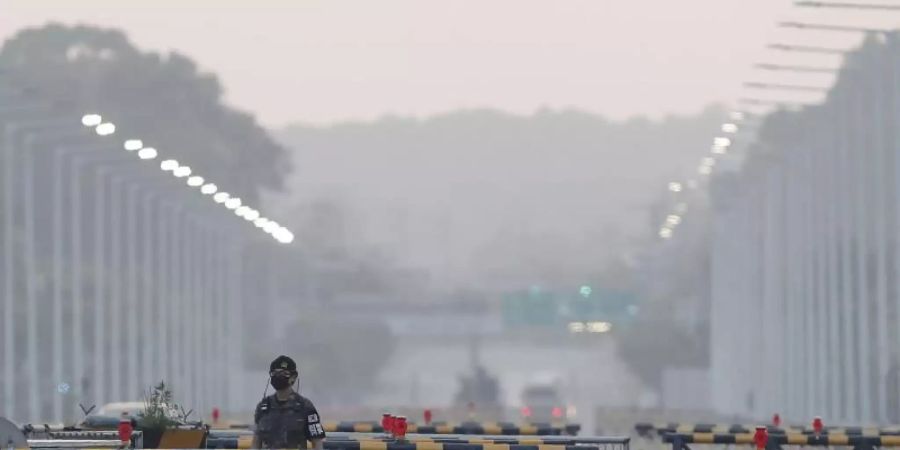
(871, 47, 891, 423)
(126, 185, 139, 400)
(109, 178, 123, 403)
(141, 192, 155, 394)
(2, 124, 17, 419)
(837, 84, 858, 423)
(70, 158, 85, 420)
(851, 70, 873, 424)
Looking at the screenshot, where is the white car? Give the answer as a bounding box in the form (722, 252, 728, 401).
(96, 402, 147, 418)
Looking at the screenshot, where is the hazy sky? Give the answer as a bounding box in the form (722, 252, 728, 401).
(3, 0, 885, 127)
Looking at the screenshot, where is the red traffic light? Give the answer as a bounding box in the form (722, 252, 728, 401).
(772, 413, 781, 427)
(423, 409, 433, 425)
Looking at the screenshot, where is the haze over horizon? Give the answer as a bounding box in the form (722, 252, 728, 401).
(6, 0, 886, 127)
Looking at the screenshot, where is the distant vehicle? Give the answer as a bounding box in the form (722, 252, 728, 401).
(81, 401, 181, 430)
(519, 384, 566, 422)
(96, 401, 146, 418)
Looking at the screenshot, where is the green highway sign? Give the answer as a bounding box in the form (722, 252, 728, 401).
(501, 286, 639, 328)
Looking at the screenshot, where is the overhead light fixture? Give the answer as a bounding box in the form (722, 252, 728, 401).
(95, 122, 116, 136)
(137, 147, 157, 160)
(225, 197, 242, 210)
(173, 166, 191, 178)
(81, 114, 103, 127)
(160, 159, 179, 171)
(123, 139, 143, 151)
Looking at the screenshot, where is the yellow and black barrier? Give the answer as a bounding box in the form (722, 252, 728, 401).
(663, 432, 900, 450)
(216, 422, 580, 436)
(215, 442, 609, 450)
(636, 423, 900, 438)
(319, 442, 602, 450)
(324, 423, 569, 436)
(207, 434, 626, 449)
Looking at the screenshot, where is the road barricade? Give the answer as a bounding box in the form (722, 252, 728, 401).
(325, 422, 579, 436)
(206, 433, 626, 449)
(636, 423, 900, 438)
(663, 432, 900, 450)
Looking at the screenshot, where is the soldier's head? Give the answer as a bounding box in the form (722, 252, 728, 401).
(269, 355, 299, 392)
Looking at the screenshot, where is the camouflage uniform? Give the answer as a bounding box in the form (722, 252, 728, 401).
(254, 392, 325, 449)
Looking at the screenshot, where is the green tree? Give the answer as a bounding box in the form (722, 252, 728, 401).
(0, 23, 289, 203)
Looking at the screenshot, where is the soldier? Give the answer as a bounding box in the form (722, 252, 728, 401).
(252, 355, 326, 449)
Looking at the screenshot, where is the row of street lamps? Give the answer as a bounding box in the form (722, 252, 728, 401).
(657, 0, 881, 241)
(80, 113, 294, 244)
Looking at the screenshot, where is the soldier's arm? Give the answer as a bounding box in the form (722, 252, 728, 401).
(253, 400, 266, 448)
(305, 400, 326, 449)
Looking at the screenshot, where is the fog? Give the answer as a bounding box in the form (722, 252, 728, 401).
(4, 0, 900, 438)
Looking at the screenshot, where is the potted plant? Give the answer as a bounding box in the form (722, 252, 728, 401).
(139, 381, 181, 448)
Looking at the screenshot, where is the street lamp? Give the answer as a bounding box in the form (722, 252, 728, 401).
(95, 122, 116, 136)
(244, 209, 260, 221)
(795, 1, 900, 10)
(722, 123, 739, 133)
(744, 82, 830, 92)
(778, 21, 891, 34)
(137, 147, 158, 160)
(173, 165, 192, 178)
(224, 197, 241, 210)
(201, 183, 217, 195)
(739, 97, 811, 107)
(160, 159, 179, 171)
(768, 43, 850, 55)
(123, 139, 143, 151)
(187, 176, 204, 187)
(81, 114, 102, 127)
(755, 63, 840, 74)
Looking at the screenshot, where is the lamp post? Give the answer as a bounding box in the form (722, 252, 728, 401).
(795, 1, 900, 10)
(743, 82, 830, 92)
(779, 21, 892, 34)
(754, 63, 840, 74)
(769, 43, 851, 55)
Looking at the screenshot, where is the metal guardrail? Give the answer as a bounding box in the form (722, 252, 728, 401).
(206, 434, 628, 450)
(221, 422, 581, 436)
(27, 439, 123, 448)
(635, 423, 900, 438)
(324, 422, 578, 436)
(663, 432, 900, 450)
(323, 443, 606, 450)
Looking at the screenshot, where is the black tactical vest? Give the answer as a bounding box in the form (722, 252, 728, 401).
(255, 393, 309, 449)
